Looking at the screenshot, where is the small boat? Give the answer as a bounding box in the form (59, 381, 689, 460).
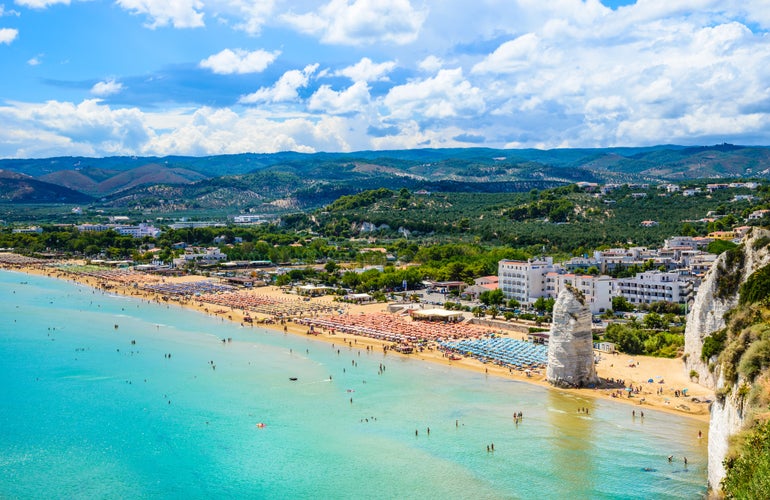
(289, 377, 298, 381)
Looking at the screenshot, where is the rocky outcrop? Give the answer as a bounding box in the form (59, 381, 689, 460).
(682, 228, 770, 494)
(547, 286, 599, 388)
(684, 228, 770, 388)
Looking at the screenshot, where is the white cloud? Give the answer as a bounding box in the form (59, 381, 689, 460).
(217, 0, 276, 35)
(308, 81, 370, 114)
(471, 33, 551, 74)
(14, 0, 69, 8)
(116, 0, 204, 29)
(0, 99, 151, 157)
(27, 55, 43, 66)
(0, 27, 18, 44)
(199, 48, 280, 75)
(239, 63, 319, 104)
(335, 57, 396, 82)
(418, 55, 443, 73)
(283, 0, 427, 45)
(384, 68, 486, 119)
(91, 79, 124, 97)
(0, 5, 21, 16)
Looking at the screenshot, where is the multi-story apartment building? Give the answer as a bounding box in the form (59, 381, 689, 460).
(498, 257, 557, 305)
(615, 271, 693, 305)
(544, 272, 614, 313)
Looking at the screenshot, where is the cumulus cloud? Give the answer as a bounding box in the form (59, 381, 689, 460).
(471, 33, 551, 74)
(384, 68, 486, 120)
(116, 0, 204, 29)
(91, 79, 124, 97)
(0, 99, 151, 157)
(27, 55, 43, 66)
(335, 57, 396, 82)
(283, 0, 427, 45)
(418, 55, 443, 73)
(199, 48, 280, 75)
(0, 27, 18, 44)
(0, 99, 370, 157)
(308, 81, 370, 114)
(239, 63, 319, 104)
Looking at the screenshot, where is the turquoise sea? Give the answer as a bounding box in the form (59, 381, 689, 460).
(0, 270, 707, 499)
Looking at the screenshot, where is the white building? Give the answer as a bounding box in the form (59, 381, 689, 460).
(173, 247, 227, 267)
(544, 272, 614, 313)
(498, 257, 557, 305)
(594, 247, 656, 273)
(748, 209, 770, 221)
(115, 223, 161, 238)
(77, 223, 111, 232)
(12, 226, 43, 234)
(616, 271, 693, 305)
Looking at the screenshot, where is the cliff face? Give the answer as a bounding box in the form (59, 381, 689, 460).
(682, 228, 770, 493)
(684, 229, 770, 388)
(547, 286, 599, 388)
(708, 373, 748, 490)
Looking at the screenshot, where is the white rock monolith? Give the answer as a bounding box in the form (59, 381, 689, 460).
(546, 286, 599, 388)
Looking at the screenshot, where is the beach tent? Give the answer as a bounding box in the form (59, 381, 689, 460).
(411, 309, 464, 322)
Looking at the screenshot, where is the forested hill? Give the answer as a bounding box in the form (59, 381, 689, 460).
(3, 144, 770, 181)
(1, 144, 769, 210)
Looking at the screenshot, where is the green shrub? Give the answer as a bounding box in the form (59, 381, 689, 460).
(702, 329, 728, 361)
(739, 264, 770, 305)
(737, 340, 770, 381)
(722, 421, 770, 498)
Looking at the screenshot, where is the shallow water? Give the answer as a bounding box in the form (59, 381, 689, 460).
(0, 270, 708, 499)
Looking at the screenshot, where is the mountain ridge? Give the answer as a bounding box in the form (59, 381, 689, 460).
(1, 144, 768, 208)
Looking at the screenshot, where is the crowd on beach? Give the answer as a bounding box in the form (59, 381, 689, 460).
(198, 290, 339, 318)
(296, 312, 492, 344)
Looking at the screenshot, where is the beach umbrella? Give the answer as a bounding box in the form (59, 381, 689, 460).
(648, 378, 654, 383)
(625, 387, 633, 392)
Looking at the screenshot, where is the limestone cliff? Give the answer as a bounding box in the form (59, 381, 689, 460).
(547, 286, 599, 388)
(684, 228, 770, 388)
(682, 228, 770, 493)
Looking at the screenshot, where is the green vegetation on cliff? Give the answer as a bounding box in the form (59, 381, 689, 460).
(723, 416, 770, 497)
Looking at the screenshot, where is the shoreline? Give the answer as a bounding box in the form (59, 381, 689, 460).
(1, 258, 712, 424)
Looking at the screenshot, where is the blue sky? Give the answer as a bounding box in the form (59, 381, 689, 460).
(0, 0, 769, 158)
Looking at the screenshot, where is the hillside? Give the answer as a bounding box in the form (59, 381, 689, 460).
(0, 144, 769, 210)
(0, 170, 94, 204)
(39, 163, 209, 196)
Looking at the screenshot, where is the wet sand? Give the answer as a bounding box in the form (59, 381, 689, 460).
(1, 256, 712, 422)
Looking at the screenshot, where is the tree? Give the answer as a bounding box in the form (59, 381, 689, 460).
(643, 311, 664, 330)
(480, 288, 504, 306)
(533, 296, 555, 313)
(612, 296, 632, 312)
(489, 306, 499, 319)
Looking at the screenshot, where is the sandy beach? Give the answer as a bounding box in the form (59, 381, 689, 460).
(1, 255, 713, 423)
